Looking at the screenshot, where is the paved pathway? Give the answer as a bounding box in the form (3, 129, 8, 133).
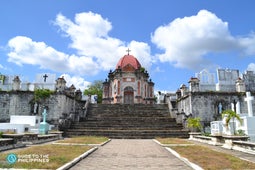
(70, 139, 193, 170)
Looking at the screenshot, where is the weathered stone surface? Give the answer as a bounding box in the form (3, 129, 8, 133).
(177, 92, 250, 124)
(0, 91, 85, 127)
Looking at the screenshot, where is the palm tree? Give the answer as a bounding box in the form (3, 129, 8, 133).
(222, 110, 242, 135)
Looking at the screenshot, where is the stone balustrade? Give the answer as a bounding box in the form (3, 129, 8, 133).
(189, 133, 254, 154)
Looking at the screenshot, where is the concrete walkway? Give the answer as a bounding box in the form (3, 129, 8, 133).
(70, 139, 193, 170)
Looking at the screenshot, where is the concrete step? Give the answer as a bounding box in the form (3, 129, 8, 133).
(65, 129, 189, 139)
(66, 104, 188, 139)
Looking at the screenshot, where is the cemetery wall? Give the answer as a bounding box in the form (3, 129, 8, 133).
(0, 91, 85, 126)
(177, 92, 248, 123)
(0, 91, 34, 121)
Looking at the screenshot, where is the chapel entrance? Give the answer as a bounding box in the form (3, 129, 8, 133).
(124, 86, 134, 104)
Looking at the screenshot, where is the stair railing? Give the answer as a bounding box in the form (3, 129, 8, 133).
(82, 96, 91, 119)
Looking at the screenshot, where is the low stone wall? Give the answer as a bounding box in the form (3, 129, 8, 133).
(0, 137, 25, 151)
(189, 133, 255, 154)
(0, 132, 63, 151)
(0, 138, 14, 146)
(232, 141, 255, 154)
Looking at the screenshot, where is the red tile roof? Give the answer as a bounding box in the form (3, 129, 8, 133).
(116, 55, 141, 69)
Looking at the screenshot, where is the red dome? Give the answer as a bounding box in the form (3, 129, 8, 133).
(116, 55, 141, 69)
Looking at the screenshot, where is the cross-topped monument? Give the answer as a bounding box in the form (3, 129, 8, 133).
(43, 74, 48, 82)
(126, 48, 131, 55)
(245, 92, 254, 117)
(39, 107, 49, 135)
(42, 108, 47, 123)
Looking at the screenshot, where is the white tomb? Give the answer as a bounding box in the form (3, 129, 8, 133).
(0, 116, 41, 134)
(237, 92, 255, 141)
(34, 73, 56, 91)
(210, 121, 223, 135)
(211, 92, 255, 141)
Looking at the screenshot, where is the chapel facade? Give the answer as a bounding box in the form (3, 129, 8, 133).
(102, 52, 155, 104)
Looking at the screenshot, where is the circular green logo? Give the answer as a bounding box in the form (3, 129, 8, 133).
(6, 153, 17, 164)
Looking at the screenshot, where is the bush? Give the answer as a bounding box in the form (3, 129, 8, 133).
(187, 117, 202, 132)
(0, 131, 3, 138)
(236, 129, 245, 136)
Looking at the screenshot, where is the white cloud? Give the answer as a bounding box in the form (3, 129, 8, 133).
(128, 41, 152, 69)
(153, 66, 164, 73)
(7, 36, 100, 75)
(7, 12, 153, 77)
(238, 33, 255, 56)
(54, 12, 152, 70)
(247, 63, 255, 72)
(151, 9, 255, 70)
(59, 73, 91, 91)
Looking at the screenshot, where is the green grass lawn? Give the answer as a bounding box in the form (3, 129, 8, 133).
(171, 145, 255, 170)
(157, 138, 255, 170)
(55, 136, 109, 144)
(156, 137, 192, 144)
(0, 136, 109, 169)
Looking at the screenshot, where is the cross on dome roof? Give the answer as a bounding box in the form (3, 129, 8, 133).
(116, 50, 141, 70)
(126, 48, 131, 55)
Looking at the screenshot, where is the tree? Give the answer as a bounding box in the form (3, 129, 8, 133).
(84, 80, 103, 103)
(222, 109, 242, 134)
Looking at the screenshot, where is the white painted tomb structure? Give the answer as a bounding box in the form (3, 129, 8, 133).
(0, 116, 41, 134)
(237, 92, 255, 141)
(211, 92, 255, 141)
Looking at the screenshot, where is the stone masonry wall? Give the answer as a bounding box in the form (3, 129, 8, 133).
(0, 91, 85, 126)
(177, 92, 249, 123)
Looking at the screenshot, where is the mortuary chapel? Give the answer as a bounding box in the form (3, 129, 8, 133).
(102, 51, 155, 104)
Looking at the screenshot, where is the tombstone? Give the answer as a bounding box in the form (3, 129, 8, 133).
(244, 92, 254, 117)
(10, 116, 40, 127)
(243, 71, 255, 91)
(39, 108, 50, 135)
(35, 73, 56, 91)
(216, 69, 239, 92)
(210, 121, 223, 135)
(236, 92, 255, 141)
(0, 116, 41, 134)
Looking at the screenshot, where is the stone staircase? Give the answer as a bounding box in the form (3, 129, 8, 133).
(65, 104, 189, 139)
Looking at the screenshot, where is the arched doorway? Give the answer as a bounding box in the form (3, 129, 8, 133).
(124, 86, 134, 104)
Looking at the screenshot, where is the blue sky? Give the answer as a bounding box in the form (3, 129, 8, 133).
(1, 0, 255, 92)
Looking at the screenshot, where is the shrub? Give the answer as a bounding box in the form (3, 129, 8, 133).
(236, 129, 245, 136)
(187, 117, 202, 132)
